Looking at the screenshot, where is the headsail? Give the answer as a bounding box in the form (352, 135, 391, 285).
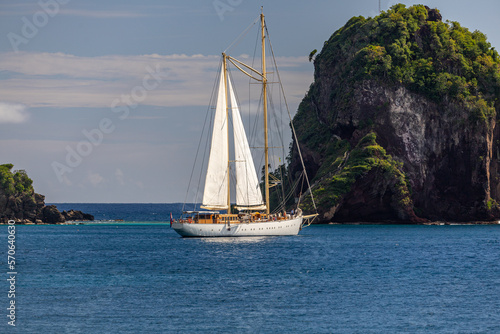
(228, 76, 266, 211)
(202, 64, 229, 210)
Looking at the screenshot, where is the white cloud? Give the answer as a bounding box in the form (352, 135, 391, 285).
(0, 102, 29, 123)
(88, 172, 104, 186)
(0, 52, 312, 109)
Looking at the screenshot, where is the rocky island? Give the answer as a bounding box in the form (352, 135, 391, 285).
(289, 4, 500, 223)
(0, 164, 93, 224)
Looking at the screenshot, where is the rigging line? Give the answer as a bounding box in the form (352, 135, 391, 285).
(249, 23, 260, 130)
(182, 58, 223, 213)
(197, 78, 218, 210)
(297, 171, 306, 208)
(267, 92, 287, 193)
(267, 90, 285, 156)
(271, 172, 301, 215)
(249, 87, 263, 153)
(272, 169, 302, 214)
(266, 24, 318, 212)
(248, 25, 261, 147)
(182, 58, 220, 212)
(224, 16, 260, 54)
(198, 60, 223, 209)
(284, 174, 302, 205)
(227, 69, 249, 206)
(279, 77, 286, 160)
(228, 69, 265, 208)
(279, 162, 286, 209)
(253, 91, 266, 186)
(264, 53, 286, 175)
(243, 25, 266, 199)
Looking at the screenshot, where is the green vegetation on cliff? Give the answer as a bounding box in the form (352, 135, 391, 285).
(315, 4, 500, 121)
(0, 164, 33, 196)
(300, 132, 411, 215)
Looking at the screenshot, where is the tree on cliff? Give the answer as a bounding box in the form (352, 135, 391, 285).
(0, 164, 34, 196)
(289, 4, 500, 222)
(315, 4, 499, 120)
(0, 164, 93, 223)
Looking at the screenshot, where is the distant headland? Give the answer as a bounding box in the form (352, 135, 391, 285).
(0, 164, 93, 224)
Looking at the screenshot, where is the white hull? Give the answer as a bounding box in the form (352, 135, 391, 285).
(172, 215, 303, 237)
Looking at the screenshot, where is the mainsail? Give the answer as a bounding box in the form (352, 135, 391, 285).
(202, 64, 229, 210)
(228, 77, 266, 210)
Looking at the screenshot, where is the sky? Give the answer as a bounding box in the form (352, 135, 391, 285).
(1, 0, 499, 203)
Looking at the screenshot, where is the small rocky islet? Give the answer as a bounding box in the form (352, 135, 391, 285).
(0, 164, 93, 224)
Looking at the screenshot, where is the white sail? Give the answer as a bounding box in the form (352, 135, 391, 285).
(228, 77, 266, 210)
(202, 64, 229, 210)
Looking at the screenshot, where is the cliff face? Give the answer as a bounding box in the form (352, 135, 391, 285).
(0, 164, 93, 223)
(291, 5, 500, 222)
(0, 188, 45, 223)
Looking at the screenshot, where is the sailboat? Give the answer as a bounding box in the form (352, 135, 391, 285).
(172, 10, 317, 237)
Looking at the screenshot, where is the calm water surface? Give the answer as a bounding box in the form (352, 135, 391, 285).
(2, 223, 500, 333)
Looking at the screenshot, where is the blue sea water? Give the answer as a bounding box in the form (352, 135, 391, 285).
(1, 204, 500, 333)
(48, 203, 188, 222)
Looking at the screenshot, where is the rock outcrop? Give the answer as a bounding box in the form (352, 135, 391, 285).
(0, 164, 94, 224)
(291, 4, 500, 223)
(41, 205, 66, 224)
(62, 209, 94, 221)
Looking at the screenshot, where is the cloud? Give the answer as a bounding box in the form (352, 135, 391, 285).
(0, 52, 312, 109)
(88, 172, 104, 186)
(0, 102, 29, 123)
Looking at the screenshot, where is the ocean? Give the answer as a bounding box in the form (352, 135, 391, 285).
(49, 203, 189, 222)
(2, 204, 500, 333)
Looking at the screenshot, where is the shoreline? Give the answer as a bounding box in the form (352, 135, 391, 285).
(2, 220, 500, 225)
(327, 220, 500, 225)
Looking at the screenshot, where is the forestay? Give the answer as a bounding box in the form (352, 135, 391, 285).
(201, 64, 229, 210)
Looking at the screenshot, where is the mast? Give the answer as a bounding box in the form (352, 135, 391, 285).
(261, 9, 270, 215)
(223, 53, 231, 214)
